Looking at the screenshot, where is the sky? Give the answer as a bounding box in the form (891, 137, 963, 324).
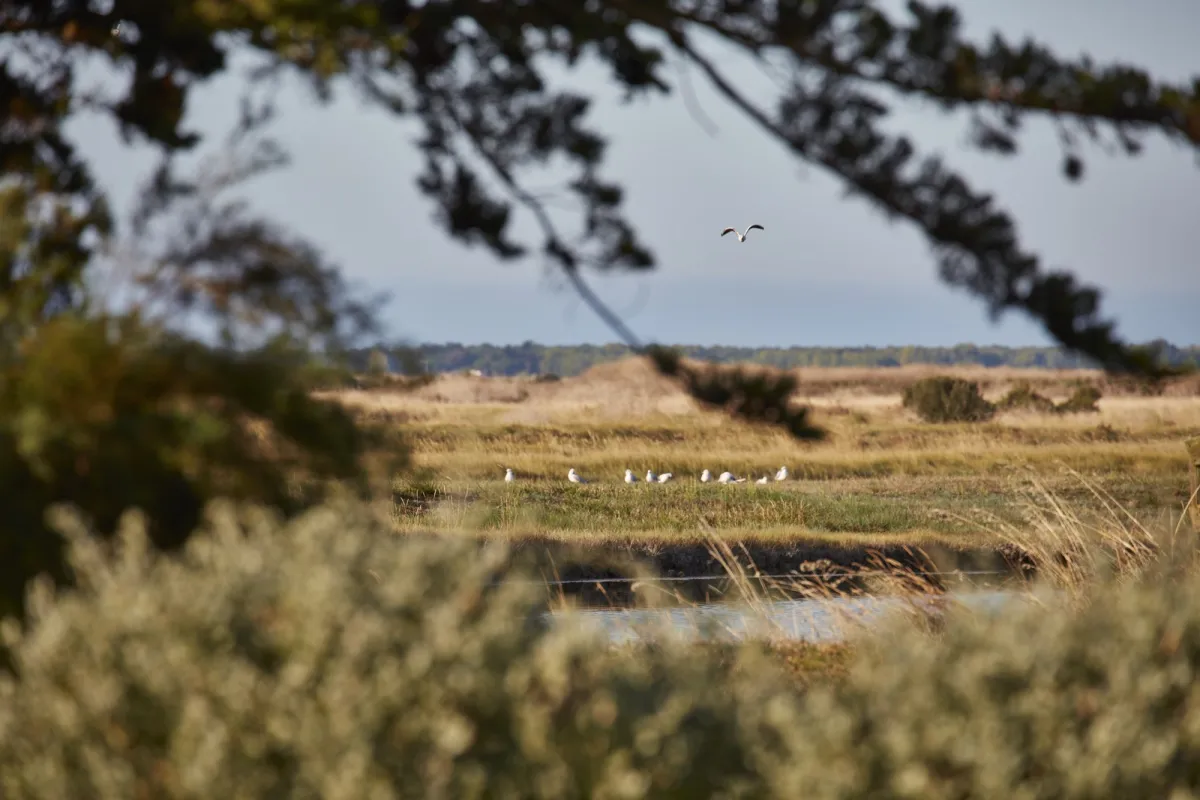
(66, 0, 1200, 348)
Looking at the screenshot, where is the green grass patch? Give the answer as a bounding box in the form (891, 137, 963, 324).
(391, 474, 1184, 542)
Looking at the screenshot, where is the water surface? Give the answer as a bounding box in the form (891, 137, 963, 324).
(551, 590, 1032, 644)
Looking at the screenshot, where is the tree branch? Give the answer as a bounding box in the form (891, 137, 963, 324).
(677, 33, 1183, 379)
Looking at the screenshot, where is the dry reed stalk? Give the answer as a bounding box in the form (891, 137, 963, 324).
(1187, 436, 1200, 533)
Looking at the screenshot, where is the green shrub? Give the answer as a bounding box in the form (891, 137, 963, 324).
(1058, 385, 1103, 414)
(997, 381, 1057, 413)
(4, 500, 1200, 797)
(901, 376, 996, 423)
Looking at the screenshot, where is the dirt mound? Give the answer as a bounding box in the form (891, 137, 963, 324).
(408, 374, 532, 404)
(513, 357, 696, 418)
(547, 357, 682, 400)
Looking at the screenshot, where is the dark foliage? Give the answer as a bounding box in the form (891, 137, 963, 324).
(902, 376, 996, 423)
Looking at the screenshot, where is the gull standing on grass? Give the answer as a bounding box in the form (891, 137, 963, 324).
(504, 468, 515, 483)
(700, 469, 712, 483)
(624, 469, 639, 484)
(646, 469, 657, 483)
(568, 468, 588, 484)
(657, 472, 674, 483)
(775, 466, 789, 481)
(720, 224, 764, 242)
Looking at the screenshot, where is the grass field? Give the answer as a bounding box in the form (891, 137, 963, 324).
(325, 358, 1199, 598)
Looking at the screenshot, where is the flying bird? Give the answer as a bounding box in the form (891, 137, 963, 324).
(568, 468, 588, 484)
(720, 224, 764, 242)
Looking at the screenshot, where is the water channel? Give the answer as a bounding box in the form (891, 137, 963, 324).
(550, 588, 1040, 645)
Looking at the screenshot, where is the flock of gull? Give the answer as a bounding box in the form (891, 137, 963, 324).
(503, 466, 790, 485)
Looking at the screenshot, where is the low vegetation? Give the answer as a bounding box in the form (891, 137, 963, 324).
(4, 0, 1199, 791)
(2, 489, 1199, 797)
(357, 361, 1196, 551)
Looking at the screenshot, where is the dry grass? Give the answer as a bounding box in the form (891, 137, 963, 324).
(321, 358, 1200, 413)
(320, 360, 1199, 563)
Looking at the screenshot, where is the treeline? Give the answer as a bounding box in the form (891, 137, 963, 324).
(349, 340, 1200, 377)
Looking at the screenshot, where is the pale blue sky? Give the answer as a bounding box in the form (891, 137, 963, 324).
(68, 1, 1200, 347)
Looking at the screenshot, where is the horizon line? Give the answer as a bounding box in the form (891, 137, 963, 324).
(401, 340, 1199, 350)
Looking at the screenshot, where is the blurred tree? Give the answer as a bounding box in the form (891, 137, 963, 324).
(1, 0, 1198, 616)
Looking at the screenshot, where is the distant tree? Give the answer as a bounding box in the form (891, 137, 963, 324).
(407, 342, 1200, 378)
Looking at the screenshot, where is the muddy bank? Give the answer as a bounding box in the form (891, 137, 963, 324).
(527, 541, 1031, 607)
(403, 532, 1032, 607)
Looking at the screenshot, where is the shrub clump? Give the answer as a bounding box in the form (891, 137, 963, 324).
(5, 501, 1200, 797)
(1058, 384, 1103, 413)
(996, 382, 1103, 415)
(997, 381, 1057, 413)
(901, 376, 996, 423)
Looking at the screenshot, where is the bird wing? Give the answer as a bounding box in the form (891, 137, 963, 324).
(720, 227, 736, 237)
(746, 224, 764, 234)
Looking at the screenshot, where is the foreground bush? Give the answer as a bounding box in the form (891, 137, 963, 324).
(0, 503, 803, 799)
(902, 376, 996, 423)
(4, 501, 1200, 797)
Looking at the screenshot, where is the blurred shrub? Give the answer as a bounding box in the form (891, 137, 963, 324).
(785, 574, 1200, 798)
(0, 316, 405, 623)
(902, 376, 996, 423)
(4, 500, 1200, 797)
(0, 502, 800, 798)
